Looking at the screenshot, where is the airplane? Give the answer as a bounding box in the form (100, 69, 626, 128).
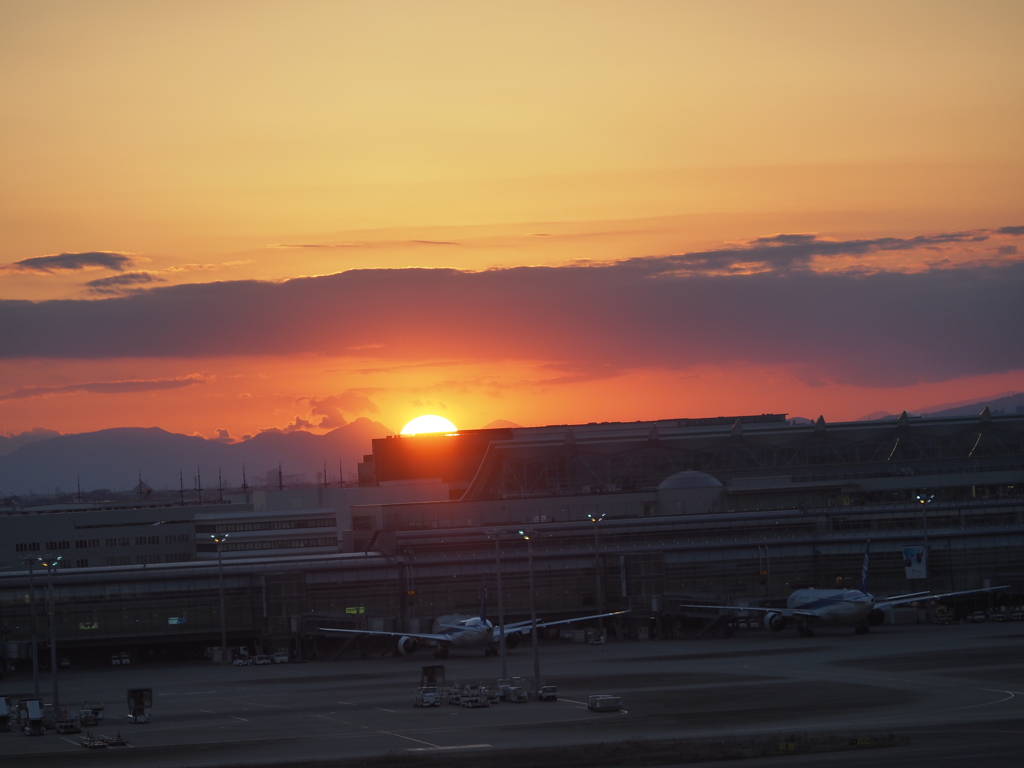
(679, 541, 1008, 637)
(320, 587, 629, 658)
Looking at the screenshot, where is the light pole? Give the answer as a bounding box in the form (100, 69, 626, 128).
(41, 555, 62, 720)
(916, 493, 934, 621)
(211, 534, 229, 663)
(518, 529, 540, 698)
(21, 556, 41, 697)
(587, 513, 606, 638)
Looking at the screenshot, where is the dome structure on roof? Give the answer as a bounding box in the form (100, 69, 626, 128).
(657, 471, 723, 491)
(656, 471, 725, 515)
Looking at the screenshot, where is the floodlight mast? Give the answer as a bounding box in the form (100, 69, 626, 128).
(588, 513, 606, 638)
(519, 529, 540, 697)
(916, 493, 935, 621)
(41, 555, 62, 719)
(212, 534, 230, 662)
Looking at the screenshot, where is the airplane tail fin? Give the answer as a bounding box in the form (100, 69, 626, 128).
(861, 540, 871, 594)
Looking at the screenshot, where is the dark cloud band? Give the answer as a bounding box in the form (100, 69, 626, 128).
(0, 229, 1022, 389)
(0, 376, 206, 402)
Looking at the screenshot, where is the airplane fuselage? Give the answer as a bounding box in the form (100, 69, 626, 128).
(786, 588, 875, 626)
(430, 614, 494, 649)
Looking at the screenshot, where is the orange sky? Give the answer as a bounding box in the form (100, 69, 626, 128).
(2, 1, 1023, 440)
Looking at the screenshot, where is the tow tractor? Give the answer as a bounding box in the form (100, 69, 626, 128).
(538, 685, 558, 702)
(498, 676, 529, 702)
(78, 702, 105, 727)
(127, 688, 152, 724)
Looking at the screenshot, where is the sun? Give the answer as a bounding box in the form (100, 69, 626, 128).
(400, 415, 458, 436)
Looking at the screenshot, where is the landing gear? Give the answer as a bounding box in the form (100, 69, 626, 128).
(484, 647, 497, 657)
(433, 647, 449, 659)
(797, 623, 815, 638)
(854, 625, 870, 635)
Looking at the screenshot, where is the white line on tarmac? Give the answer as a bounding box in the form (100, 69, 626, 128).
(231, 716, 249, 722)
(376, 729, 439, 747)
(60, 737, 79, 746)
(376, 707, 396, 713)
(407, 744, 492, 752)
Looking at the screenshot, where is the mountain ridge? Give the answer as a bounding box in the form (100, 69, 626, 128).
(0, 418, 394, 497)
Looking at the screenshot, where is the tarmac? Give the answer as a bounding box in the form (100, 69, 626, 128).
(3, 621, 1024, 767)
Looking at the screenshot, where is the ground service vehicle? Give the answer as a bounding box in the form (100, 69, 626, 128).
(587, 695, 621, 712)
(16, 698, 45, 735)
(233, 656, 251, 666)
(127, 688, 152, 724)
(460, 684, 489, 708)
(254, 655, 272, 665)
(414, 686, 440, 707)
(539, 685, 558, 702)
(967, 611, 988, 623)
(272, 651, 289, 663)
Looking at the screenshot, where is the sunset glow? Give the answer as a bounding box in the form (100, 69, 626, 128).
(1, 2, 1022, 472)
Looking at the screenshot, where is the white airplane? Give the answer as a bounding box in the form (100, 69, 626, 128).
(321, 588, 629, 657)
(681, 541, 1008, 637)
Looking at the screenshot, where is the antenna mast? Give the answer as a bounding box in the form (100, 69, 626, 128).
(179, 470, 185, 506)
(241, 464, 249, 503)
(218, 468, 224, 503)
(278, 463, 284, 491)
(196, 466, 203, 505)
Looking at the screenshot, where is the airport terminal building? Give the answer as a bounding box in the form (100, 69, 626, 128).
(2, 410, 1022, 667)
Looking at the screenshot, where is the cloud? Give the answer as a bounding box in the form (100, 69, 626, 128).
(85, 271, 166, 295)
(0, 375, 207, 402)
(214, 428, 235, 443)
(269, 240, 461, 249)
(304, 391, 381, 429)
(997, 226, 1024, 235)
(1, 251, 138, 274)
(1, 227, 1023, 389)
(164, 260, 256, 272)
(259, 415, 318, 434)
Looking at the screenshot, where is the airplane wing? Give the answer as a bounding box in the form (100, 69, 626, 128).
(878, 585, 1009, 608)
(502, 609, 631, 636)
(318, 627, 454, 643)
(673, 603, 820, 618)
(878, 590, 931, 602)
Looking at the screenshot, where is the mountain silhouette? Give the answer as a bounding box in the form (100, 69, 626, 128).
(0, 418, 393, 497)
(857, 392, 1024, 422)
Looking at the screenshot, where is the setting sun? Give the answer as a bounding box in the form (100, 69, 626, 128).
(400, 415, 458, 436)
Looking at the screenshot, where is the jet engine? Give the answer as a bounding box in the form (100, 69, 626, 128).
(763, 612, 787, 632)
(868, 608, 886, 626)
(504, 632, 521, 650)
(397, 636, 419, 656)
